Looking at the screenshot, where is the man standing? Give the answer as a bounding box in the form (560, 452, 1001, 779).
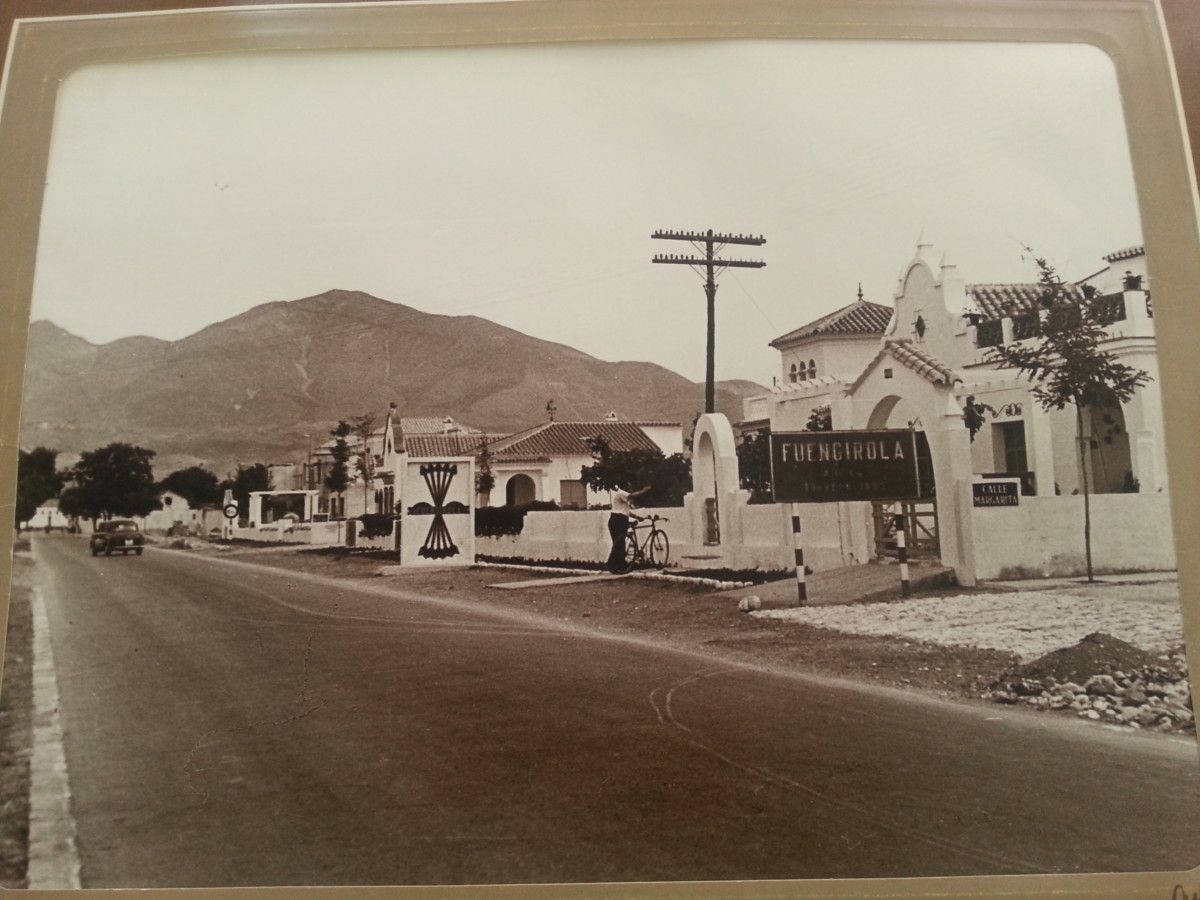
(607, 484, 651, 573)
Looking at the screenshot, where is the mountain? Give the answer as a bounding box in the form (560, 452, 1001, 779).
(18, 290, 765, 476)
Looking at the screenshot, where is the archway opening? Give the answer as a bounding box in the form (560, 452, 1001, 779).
(865, 394, 938, 559)
(1087, 402, 1134, 494)
(693, 430, 720, 544)
(505, 474, 536, 506)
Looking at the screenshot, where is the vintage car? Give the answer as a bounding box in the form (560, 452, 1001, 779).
(90, 519, 145, 556)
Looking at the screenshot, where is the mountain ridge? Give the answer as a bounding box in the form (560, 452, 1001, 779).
(20, 290, 765, 476)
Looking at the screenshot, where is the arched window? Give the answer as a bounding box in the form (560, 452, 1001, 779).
(807, 359, 817, 380)
(789, 363, 798, 383)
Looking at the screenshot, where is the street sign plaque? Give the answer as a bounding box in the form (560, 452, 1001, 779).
(769, 429, 924, 503)
(972, 480, 1020, 507)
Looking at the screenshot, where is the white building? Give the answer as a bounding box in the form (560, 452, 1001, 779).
(22, 499, 71, 531)
(741, 243, 1172, 582)
(477, 418, 681, 508)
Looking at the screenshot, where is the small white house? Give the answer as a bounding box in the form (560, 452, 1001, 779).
(481, 419, 682, 508)
(22, 499, 71, 531)
(137, 490, 195, 533)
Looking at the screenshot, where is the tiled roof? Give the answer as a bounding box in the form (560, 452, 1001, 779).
(770, 299, 894, 347)
(395, 416, 480, 434)
(403, 433, 503, 459)
(967, 283, 1084, 320)
(887, 341, 959, 385)
(1102, 245, 1144, 263)
(848, 340, 960, 395)
(490, 421, 660, 458)
(398, 417, 451, 434)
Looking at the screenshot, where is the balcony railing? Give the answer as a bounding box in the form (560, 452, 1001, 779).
(974, 293, 1130, 349)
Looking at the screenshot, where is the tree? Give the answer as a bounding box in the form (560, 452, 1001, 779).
(158, 466, 222, 508)
(985, 251, 1150, 581)
(475, 439, 495, 505)
(735, 429, 772, 501)
(805, 405, 832, 432)
(352, 414, 377, 514)
(15, 447, 64, 529)
(69, 443, 161, 523)
(580, 436, 692, 507)
(221, 463, 270, 520)
(56, 485, 85, 524)
(324, 421, 353, 517)
(961, 396, 996, 442)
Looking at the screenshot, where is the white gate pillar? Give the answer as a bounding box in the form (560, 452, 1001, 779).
(929, 393, 978, 585)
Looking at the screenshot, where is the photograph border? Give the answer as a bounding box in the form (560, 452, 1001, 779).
(1, 1, 1199, 898)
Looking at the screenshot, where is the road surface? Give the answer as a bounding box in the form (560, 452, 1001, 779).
(23, 536, 1200, 887)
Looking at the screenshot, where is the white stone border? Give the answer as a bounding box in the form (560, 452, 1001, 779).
(474, 561, 754, 591)
(27, 587, 82, 889)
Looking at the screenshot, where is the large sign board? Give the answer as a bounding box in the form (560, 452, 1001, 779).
(769, 429, 925, 503)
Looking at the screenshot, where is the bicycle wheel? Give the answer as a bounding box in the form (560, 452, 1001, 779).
(648, 529, 670, 568)
(615, 531, 637, 574)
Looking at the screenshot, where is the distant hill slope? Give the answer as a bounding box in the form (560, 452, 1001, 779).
(19, 290, 764, 476)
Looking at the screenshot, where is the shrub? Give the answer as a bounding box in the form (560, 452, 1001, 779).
(358, 513, 395, 539)
(475, 501, 560, 537)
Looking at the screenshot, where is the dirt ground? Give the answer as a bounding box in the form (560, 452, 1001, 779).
(185, 545, 1023, 699)
(0, 544, 33, 888)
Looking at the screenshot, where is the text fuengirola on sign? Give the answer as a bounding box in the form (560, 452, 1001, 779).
(769, 429, 925, 503)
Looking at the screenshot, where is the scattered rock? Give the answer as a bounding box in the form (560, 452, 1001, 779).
(738, 596, 762, 613)
(987, 634, 1193, 734)
(1085, 674, 1119, 696)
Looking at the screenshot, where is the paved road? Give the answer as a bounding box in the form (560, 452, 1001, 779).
(27, 536, 1200, 887)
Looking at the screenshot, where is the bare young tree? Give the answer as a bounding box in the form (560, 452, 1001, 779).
(985, 251, 1150, 581)
(352, 413, 377, 515)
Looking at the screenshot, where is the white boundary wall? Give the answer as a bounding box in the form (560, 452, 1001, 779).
(476, 501, 873, 572)
(968, 492, 1177, 579)
(232, 522, 344, 544)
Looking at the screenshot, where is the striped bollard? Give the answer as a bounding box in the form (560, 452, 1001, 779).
(791, 503, 807, 606)
(894, 513, 911, 596)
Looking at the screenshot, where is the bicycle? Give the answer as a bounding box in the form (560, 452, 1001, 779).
(615, 514, 670, 574)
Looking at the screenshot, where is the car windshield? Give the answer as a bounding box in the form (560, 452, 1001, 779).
(107, 521, 138, 532)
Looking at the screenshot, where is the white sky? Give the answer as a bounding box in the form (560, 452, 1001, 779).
(29, 39, 1142, 385)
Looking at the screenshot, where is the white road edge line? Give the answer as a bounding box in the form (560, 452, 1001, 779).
(26, 586, 82, 890)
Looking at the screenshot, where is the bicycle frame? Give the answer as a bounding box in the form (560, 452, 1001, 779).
(619, 514, 670, 572)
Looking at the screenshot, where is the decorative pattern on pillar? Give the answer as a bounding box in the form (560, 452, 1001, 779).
(415, 463, 465, 559)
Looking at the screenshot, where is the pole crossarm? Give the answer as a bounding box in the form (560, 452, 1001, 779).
(652, 255, 765, 268)
(651, 229, 766, 246)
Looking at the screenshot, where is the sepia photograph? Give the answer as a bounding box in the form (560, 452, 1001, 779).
(1, 0, 1199, 895)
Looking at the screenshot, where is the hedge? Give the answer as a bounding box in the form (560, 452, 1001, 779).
(357, 513, 396, 539)
(475, 500, 560, 537)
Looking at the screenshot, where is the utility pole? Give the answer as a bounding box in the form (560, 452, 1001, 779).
(651, 229, 765, 413)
